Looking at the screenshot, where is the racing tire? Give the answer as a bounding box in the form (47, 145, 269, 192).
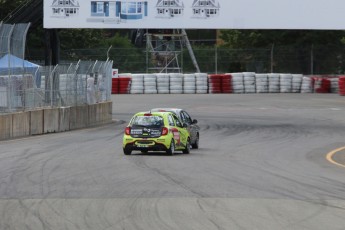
(123, 148, 132, 155)
(166, 139, 175, 156)
(183, 139, 191, 154)
(141, 150, 148, 154)
(191, 135, 199, 149)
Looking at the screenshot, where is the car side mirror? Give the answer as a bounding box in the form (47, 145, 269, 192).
(192, 119, 198, 124)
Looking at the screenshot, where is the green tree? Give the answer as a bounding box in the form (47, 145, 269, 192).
(219, 30, 345, 74)
(0, 0, 27, 20)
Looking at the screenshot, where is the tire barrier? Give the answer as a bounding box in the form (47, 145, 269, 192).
(195, 73, 208, 94)
(112, 73, 343, 95)
(144, 74, 157, 94)
(130, 74, 144, 94)
(183, 74, 196, 94)
(111, 74, 132, 94)
(169, 73, 183, 94)
(292, 74, 303, 93)
(330, 77, 339, 94)
(339, 76, 345, 96)
(243, 72, 256, 93)
(222, 74, 232, 93)
(280, 74, 293, 93)
(313, 77, 331, 93)
(255, 74, 268, 93)
(118, 77, 131, 94)
(231, 73, 244, 94)
(301, 76, 314, 93)
(208, 74, 222, 94)
(156, 73, 170, 94)
(111, 78, 119, 94)
(268, 73, 280, 93)
(207, 74, 233, 94)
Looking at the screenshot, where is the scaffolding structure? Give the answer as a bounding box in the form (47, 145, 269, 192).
(146, 29, 200, 73)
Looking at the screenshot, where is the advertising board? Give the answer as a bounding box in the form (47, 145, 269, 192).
(44, 0, 345, 30)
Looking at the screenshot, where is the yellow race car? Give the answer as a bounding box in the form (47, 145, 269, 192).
(123, 111, 190, 155)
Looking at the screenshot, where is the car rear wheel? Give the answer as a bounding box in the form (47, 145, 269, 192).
(166, 139, 175, 156)
(183, 139, 191, 154)
(192, 134, 199, 149)
(123, 147, 132, 155)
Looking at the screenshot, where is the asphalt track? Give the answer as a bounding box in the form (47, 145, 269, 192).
(1, 94, 345, 230)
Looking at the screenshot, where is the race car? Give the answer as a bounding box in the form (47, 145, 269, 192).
(150, 108, 200, 149)
(122, 111, 191, 155)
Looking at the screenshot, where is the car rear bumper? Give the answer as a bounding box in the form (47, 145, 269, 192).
(124, 142, 169, 152)
(123, 137, 170, 152)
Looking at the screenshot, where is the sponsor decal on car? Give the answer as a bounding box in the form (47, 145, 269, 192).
(171, 128, 180, 145)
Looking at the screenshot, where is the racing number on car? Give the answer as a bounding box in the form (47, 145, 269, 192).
(171, 128, 181, 145)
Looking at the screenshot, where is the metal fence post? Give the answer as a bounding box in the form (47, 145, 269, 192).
(215, 45, 218, 74)
(49, 65, 58, 107)
(311, 44, 314, 75)
(270, 43, 274, 73)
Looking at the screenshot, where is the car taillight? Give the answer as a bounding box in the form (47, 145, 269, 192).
(161, 127, 169, 135)
(125, 127, 131, 135)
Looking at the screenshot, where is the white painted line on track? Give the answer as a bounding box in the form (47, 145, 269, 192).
(326, 146, 345, 169)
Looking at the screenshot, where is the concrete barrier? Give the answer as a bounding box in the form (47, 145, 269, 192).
(12, 112, 30, 138)
(70, 105, 88, 129)
(0, 102, 112, 140)
(30, 109, 43, 135)
(44, 108, 59, 133)
(0, 114, 12, 140)
(88, 104, 97, 126)
(102, 102, 113, 124)
(59, 107, 70, 132)
(96, 102, 106, 125)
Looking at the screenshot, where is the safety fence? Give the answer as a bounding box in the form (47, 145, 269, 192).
(111, 73, 343, 95)
(0, 60, 113, 113)
(24, 44, 345, 75)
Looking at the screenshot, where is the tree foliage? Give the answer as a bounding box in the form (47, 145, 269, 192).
(0, 0, 27, 20)
(219, 30, 345, 74)
(219, 30, 345, 48)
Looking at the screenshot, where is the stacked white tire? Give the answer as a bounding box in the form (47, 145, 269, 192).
(255, 74, 268, 93)
(183, 74, 196, 94)
(195, 73, 208, 94)
(280, 74, 292, 93)
(330, 77, 339, 93)
(268, 74, 280, 93)
(156, 73, 170, 94)
(130, 74, 144, 94)
(301, 76, 313, 93)
(292, 74, 303, 93)
(231, 73, 244, 94)
(143, 74, 157, 94)
(170, 73, 183, 94)
(243, 72, 256, 93)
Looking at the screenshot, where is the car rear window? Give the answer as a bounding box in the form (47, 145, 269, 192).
(131, 115, 164, 127)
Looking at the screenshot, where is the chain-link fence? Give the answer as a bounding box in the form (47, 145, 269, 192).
(0, 60, 113, 113)
(26, 44, 345, 75)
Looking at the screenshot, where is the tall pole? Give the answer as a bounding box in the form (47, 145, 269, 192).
(311, 44, 314, 75)
(146, 29, 149, 73)
(270, 43, 274, 73)
(215, 45, 218, 74)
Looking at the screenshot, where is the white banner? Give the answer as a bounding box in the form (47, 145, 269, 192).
(44, 0, 345, 30)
